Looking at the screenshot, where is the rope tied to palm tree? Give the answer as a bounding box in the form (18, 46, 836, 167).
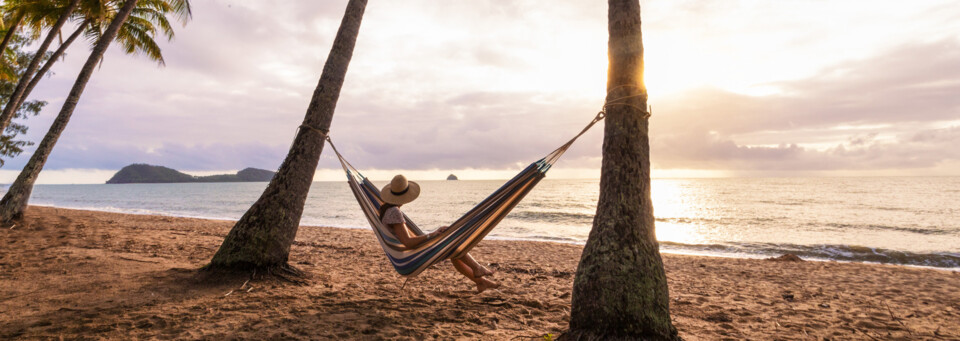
(299, 124, 329, 137)
(603, 84, 651, 119)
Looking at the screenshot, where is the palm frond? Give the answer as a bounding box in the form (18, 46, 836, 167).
(115, 14, 164, 65)
(58, 0, 190, 65)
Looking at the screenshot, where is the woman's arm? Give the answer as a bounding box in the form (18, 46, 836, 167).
(389, 223, 436, 248)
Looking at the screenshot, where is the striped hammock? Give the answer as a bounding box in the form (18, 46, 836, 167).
(326, 113, 604, 277)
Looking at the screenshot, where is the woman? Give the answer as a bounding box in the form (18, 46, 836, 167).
(379, 174, 500, 293)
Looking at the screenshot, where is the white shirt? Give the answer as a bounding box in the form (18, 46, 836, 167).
(381, 206, 404, 225)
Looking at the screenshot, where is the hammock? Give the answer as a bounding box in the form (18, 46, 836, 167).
(324, 112, 605, 277)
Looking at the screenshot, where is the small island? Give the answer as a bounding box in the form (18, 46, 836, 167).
(446, 174, 458, 180)
(106, 164, 276, 184)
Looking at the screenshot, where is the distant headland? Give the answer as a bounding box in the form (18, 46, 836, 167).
(106, 164, 276, 184)
(447, 174, 458, 180)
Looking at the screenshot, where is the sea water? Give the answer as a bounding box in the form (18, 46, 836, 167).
(16, 177, 960, 270)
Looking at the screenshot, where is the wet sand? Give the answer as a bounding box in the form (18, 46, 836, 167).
(1, 206, 958, 340)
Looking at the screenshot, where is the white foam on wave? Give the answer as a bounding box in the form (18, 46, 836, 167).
(30, 203, 241, 222)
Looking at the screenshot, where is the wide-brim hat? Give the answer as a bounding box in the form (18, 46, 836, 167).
(381, 174, 420, 205)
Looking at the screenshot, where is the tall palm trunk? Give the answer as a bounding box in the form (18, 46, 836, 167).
(0, 0, 139, 225)
(563, 0, 679, 340)
(0, 11, 25, 55)
(207, 0, 367, 273)
(11, 20, 89, 113)
(0, 0, 81, 134)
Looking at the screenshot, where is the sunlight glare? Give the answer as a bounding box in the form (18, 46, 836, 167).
(651, 180, 707, 245)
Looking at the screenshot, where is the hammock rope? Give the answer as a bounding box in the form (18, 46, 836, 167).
(326, 110, 609, 277)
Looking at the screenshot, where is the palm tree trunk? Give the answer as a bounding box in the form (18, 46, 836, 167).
(12, 20, 89, 113)
(0, 11, 25, 55)
(0, 0, 139, 225)
(0, 0, 81, 134)
(563, 0, 679, 340)
(206, 0, 367, 274)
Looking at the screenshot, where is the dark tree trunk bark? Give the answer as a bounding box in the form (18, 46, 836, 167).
(206, 0, 367, 275)
(0, 0, 81, 134)
(0, 11, 25, 55)
(0, 0, 139, 225)
(563, 0, 680, 340)
(12, 20, 89, 112)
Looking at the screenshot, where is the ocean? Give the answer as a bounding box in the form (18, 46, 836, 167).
(17, 177, 960, 270)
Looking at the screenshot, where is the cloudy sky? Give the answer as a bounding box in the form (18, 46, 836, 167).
(3, 0, 959, 184)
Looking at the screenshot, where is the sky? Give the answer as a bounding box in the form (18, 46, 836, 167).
(2, 0, 959, 184)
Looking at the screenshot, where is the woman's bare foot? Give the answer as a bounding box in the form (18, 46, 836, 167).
(476, 278, 500, 293)
(475, 265, 495, 277)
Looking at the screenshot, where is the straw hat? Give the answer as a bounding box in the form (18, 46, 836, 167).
(381, 174, 420, 205)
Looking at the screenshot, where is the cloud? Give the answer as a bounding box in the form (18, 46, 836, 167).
(646, 39, 960, 173)
(654, 40, 960, 137)
(4, 0, 959, 178)
(654, 125, 960, 171)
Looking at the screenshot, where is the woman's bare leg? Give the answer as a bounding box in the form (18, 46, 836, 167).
(451, 258, 476, 279)
(451, 258, 499, 293)
(460, 253, 495, 277)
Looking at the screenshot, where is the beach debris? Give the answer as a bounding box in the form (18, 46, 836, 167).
(767, 254, 804, 262)
(781, 292, 795, 301)
(224, 290, 234, 297)
(819, 303, 831, 308)
(882, 301, 914, 335)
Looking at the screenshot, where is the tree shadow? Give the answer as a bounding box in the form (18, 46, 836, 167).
(0, 267, 244, 338)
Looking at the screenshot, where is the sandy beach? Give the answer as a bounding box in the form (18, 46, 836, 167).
(1, 206, 958, 340)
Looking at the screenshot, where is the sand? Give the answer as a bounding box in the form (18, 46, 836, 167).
(1, 206, 959, 340)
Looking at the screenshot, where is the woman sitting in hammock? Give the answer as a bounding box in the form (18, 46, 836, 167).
(379, 174, 500, 293)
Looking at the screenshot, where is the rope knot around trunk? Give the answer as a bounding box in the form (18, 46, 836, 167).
(299, 124, 330, 137)
(603, 84, 651, 118)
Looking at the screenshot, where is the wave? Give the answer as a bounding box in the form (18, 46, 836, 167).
(30, 203, 241, 221)
(655, 216, 780, 225)
(757, 200, 809, 206)
(487, 235, 581, 243)
(660, 241, 960, 269)
(509, 211, 595, 224)
(817, 222, 955, 235)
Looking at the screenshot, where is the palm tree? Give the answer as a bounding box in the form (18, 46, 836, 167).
(1, 14, 25, 54)
(0, 0, 81, 137)
(0, 0, 190, 163)
(4, 18, 89, 116)
(2, 0, 66, 80)
(0, 31, 47, 164)
(206, 0, 368, 276)
(0, 0, 140, 225)
(0, 0, 33, 55)
(17, 0, 190, 109)
(563, 0, 680, 340)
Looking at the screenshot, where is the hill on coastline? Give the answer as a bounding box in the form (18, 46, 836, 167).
(106, 164, 275, 184)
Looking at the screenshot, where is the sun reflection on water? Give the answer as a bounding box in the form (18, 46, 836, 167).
(652, 180, 708, 245)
